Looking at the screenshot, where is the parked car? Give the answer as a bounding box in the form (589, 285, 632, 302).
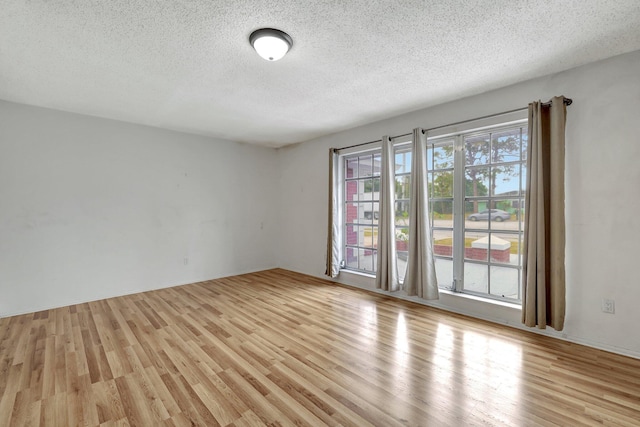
(363, 211, 379, 220)
(468, 209, 511, 222)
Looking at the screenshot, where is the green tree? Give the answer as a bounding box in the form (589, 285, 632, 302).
(395, 176, 410, 219)
(427, 173, 488, 214)
(363, 178, 380, 193)
(488, 133, 521, 204)
(440, 130, 522, 212)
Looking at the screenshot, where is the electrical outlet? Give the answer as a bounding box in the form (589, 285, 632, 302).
(601, 298, 615, 314)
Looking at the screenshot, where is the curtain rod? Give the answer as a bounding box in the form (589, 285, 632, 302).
(333, 97, 572, 153)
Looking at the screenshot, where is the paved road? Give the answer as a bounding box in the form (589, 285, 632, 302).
(433, 219, 523, 230)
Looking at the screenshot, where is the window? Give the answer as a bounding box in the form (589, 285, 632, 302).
(428, 122, 527, 302)
(394, 145, 411, 283)
(427, 138, 455, 287)
(339, 117, 527, 303)
(343, 151, 381, 273)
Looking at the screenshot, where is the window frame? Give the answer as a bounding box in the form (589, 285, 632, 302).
(428, 118, 528, 303)
(337, 111, 528, 304)
(393, 139, 413, 284)
(341, 149, 382, 274)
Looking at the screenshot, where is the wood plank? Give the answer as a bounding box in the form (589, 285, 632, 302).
(1, 268, 639, 426)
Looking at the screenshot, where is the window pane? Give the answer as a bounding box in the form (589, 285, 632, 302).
(522, 129, 528, 161)
(490, 266, 519, 299)
(395, 176, 411, 199)
(492, 165, 521, 196)
(395, 227, 409, 247)
(395, 180, 411, 205)
(345, 247, 358, 269)
(362, 226, 377, 248)
(516, 198, 525, 231)
(345, 225, 358, 246)
(396, 226, 409, 283)
(465, 166, 490, 198)
(359, 202, 373, 224)
(373, 154, 381, 176)
(465, 134, 490, 166)
(466, 200, 489, 230)
(492, 129, 521, 163)
(431, 200, 453, 228)
(464, 263, 488, 294)
(395, 201, 410, 224)
(360, 178, 380, 196)
(486, 200, 517, 229)
(346, 158, 357, 178)
(345, 180, 358, 202)
(433, 145, 454, 169)
(372, 201, 380, 225)
(358, 155, 373, 177)
(468, 201, 513, 230)
(432, 171, 453, 198)
(395, 149, 412, 174)
(464, 232, 489, 262)
(345, 203, 358, 224)
(359, 248, 376, 272)
(488, 234, 514, 264)
(433, 228, 454, 290)
(372, 177, 380, 196)
(433, 229, 453, 259)
(491, 232, 520, 266)
(363, 178, 374, 199)
(435, 258, 454, 289)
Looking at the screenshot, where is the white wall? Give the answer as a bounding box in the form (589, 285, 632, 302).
(0, 101, 279, 316)
(277, 50, 640, 358)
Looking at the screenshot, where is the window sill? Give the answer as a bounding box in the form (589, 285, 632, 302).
(437, 288, 522, 310)
(339, 268, 375, 279)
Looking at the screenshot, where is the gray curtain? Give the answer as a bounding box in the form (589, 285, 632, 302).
(522, 96, 568, 330)
(404, 128, 439, 299)
(325, 149, 340, 278)
(375, 136, 399, 291)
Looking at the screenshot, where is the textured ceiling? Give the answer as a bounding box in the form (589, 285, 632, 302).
(1, 1, 640, 147)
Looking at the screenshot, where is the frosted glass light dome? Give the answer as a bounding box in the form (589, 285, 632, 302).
(249, 28, 293, 61)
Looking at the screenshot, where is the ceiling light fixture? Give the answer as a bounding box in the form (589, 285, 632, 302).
(249, 28, 293, 61)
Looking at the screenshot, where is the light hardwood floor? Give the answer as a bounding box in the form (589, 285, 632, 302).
(1, 269, 639, 426)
